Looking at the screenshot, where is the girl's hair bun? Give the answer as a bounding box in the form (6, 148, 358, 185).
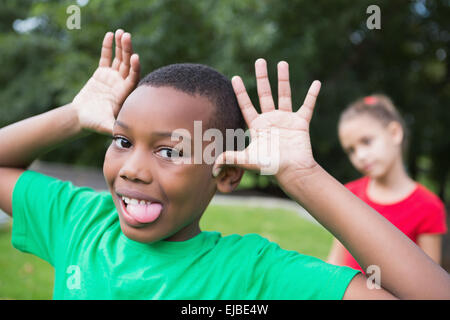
(363, 96, 378, 105)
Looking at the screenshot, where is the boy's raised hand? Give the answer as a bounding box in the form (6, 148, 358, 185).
(214, 60, 450, 300)
(72, 29, 140, 135)
(213, 59, 321, 185)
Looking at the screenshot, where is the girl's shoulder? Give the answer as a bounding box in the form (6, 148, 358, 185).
(412, 183, 446, 210)
(344, 176, 369, 193)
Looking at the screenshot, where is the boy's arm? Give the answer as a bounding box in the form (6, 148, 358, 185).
(326, 238, 347, 266)
(278, 164, 450, 299)
(0, 30, 139, 217)
(0, 104, 84, 170)
(417, 234, 442, 265)
(0, 103, 81, 215)
(213, 59, 450, 299)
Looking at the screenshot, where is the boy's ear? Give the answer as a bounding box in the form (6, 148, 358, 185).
(215, 166, 245, 193)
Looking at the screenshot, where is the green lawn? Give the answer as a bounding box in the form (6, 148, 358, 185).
(0, 204, 332, 300)
(0, 224, 54, 300)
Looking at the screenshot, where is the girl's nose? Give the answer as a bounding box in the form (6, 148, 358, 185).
(354, 146, 370, 163)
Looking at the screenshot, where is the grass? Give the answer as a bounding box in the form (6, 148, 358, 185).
(235, 171, 274, 190)
(0, 204, 332, 300)
(201, 204, 333, 257)
(0, 224, 54, 300)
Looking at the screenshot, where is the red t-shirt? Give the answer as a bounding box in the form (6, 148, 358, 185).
(342, 176, 448, 272)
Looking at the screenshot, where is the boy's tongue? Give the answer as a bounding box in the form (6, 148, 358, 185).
(126, 202, 163, 223)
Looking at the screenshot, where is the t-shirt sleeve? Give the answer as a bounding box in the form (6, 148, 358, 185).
(416, 200, 447, 235)
(247, 235, 360, 300)
(11, 170, 104, 266)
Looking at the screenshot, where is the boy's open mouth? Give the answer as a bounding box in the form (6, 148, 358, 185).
(118, 194, 163, 225)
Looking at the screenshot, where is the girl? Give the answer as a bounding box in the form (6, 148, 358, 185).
(327, 94, 447, 272)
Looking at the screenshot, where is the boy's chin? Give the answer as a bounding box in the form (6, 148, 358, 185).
(118, 219, 165, 244)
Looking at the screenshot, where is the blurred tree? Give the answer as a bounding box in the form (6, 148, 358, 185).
(0, 0, 448, 202)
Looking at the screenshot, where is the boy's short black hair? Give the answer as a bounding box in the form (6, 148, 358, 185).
(138, 63, 247, 148)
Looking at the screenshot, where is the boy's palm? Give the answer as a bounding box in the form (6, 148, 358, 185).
(73, 30, 140, 135)
(213, 59, 321, 181)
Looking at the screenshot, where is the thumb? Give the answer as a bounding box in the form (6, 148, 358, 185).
(212, 149, 259, 177)
(97, 117, 115, 136)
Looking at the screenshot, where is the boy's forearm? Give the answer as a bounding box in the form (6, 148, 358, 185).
(278, 165, 450, 299)
(0, 103, 88, 169)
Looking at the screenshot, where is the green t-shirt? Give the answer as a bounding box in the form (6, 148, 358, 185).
(11, 170, 360, 300)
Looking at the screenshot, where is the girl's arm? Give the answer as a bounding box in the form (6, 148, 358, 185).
(0, 30, 139, 216)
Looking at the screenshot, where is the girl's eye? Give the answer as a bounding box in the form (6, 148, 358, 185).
(113, 136, 132, 149)
(158, 148, 183, 159)
(361, 137, 372, 145)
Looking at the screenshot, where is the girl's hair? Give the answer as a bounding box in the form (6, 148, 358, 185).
(339, 94, 409, 156)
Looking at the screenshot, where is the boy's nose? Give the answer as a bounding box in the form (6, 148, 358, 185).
(119, 151, 153, 184)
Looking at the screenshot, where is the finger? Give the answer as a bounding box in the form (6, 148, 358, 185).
(296, 80, 321, 124)
(111, 29, 124, 70)
(212, 150, 256, 178)
(255, 58, 276, 113)
(111, 53, 140, 109)
(231, 76, 258, 126)
(98, 117, 115, 136)
(124, 53, 140, 96)
(125, 53, 140, 89)
(119, 32, 132, 78)
(277, 61, 292, 112)
(116, 54, 140, 108)
(99, 32, 114, 67)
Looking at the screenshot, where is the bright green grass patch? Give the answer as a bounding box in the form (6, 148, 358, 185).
(201, 204, 333, 259)
(0, 204, 332, 299)
(0, 224, 54, 300)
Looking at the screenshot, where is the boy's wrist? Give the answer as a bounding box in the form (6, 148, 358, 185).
(277, 163, 333, 208)
(65, 102, 91, 138)
(276, 162, 322, 195)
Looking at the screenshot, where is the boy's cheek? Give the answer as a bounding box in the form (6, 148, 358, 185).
(102, 148, 121, 185)
(163, 166, 215, 200)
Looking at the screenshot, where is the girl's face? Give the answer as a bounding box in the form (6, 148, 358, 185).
(338, 115, 403, 178)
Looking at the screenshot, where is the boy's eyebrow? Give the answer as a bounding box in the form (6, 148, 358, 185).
(153, 131, 191, 142)
(114, 120, 191, 142)
(115, 120, 130, 129)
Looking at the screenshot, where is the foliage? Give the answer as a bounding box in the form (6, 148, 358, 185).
(0, 0, 449, 202)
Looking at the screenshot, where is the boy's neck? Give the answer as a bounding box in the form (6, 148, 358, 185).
(163, 223, 202, 242)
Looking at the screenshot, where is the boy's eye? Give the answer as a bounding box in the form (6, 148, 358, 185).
(113, 136, 132, 149)
(157, 148, 183, 159)
(361, 137, 372, 145)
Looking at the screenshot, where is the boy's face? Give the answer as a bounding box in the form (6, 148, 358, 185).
(103, 85, 243, 243)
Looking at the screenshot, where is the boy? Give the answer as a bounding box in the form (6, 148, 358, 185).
(0, 30, 449, 299)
